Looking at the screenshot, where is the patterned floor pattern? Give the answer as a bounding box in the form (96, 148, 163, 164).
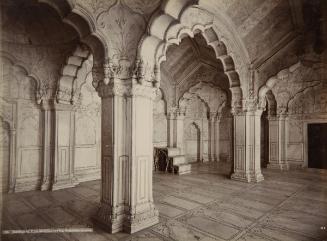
(2, 162, 327, 241)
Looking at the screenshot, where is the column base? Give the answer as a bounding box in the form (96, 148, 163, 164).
(231, 170, 264, 183)
(40, 177, 51, 191)
(124, 203, 159, 234)
(94, 203, 125, 234)
(51, 177, 78, 191)
(267, 162, 289, 170)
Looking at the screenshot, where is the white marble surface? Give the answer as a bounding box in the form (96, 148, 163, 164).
(2, 162, 327, 241)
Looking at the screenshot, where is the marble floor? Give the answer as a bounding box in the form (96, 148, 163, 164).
(2, 162, 327, 241)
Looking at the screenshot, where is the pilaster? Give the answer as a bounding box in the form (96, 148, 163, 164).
(267, 114, 289, 170)
(8, 128, 16, 193)
(209, 113, 220, 162)
(40, 102, 52, 191)
(51, 102, 78, 190)
(175, 111, 185, 155)
(167, 109, 176, 147)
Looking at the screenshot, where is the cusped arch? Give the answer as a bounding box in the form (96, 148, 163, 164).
(258, 61, 321, 114)
(56, 44, 91, 104)
(138, 2, 247, 107)
(178, 82, 227, 117)
(1, 53, 41, 103)
(37, 0, 108, 64)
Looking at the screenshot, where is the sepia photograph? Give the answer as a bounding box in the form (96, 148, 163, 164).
(0, 0, 326, 240)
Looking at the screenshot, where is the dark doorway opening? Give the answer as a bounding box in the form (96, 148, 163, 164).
(308, 123, 327, 169)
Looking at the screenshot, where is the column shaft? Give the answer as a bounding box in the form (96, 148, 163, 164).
(95, 83, 158, 234)
(231, 110, 264, 182)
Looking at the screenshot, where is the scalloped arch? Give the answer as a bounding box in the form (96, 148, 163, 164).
(37, 0, 108, 64)
(138, 2, 247, 106)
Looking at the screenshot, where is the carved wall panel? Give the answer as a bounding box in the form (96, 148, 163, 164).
(153, 89, 167, 147)
(16, 103, 42, 191)
(1, 57, 43, 191)
(219, 116, 233, 162)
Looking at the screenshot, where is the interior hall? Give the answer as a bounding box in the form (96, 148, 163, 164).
(1, 0, 327, 240)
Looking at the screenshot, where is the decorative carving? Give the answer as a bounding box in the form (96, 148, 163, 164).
(179, 82, 227, 116)
(97, 0, 146, 80)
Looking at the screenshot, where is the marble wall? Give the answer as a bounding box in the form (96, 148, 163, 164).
(184, 96, 209, 162)
(74, 58, 101, 182)
(0, 58, 42, 191)
(153, 89, 167, 148)
(261, 61, 327, 169)
(286, 81, 327, 168)
(0, 54, 101, 192)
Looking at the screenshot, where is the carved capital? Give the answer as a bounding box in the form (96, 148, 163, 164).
(97, 82, 130, 98)
(231, 107, 245, 116)
(56, 87, 73, 105)
(133, 60, 159, 87)
(167, 107, 185, 119)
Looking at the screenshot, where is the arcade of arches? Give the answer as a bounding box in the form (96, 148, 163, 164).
(1, 0, 327, 240)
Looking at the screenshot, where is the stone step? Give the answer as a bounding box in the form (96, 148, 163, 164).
(174, 163, 191, 175)
(172, 155, 186, 165)
(167, 147, 181, 157)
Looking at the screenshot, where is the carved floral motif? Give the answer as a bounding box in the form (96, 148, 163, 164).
(97, 1, 146, 80)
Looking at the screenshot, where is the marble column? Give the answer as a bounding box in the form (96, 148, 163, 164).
(40, 102, 52, 190)
(51, 102, 78, 190)
(267, 114, 289, 170)
(231, 109, 264, 182)
(95, 81, 159, 234)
